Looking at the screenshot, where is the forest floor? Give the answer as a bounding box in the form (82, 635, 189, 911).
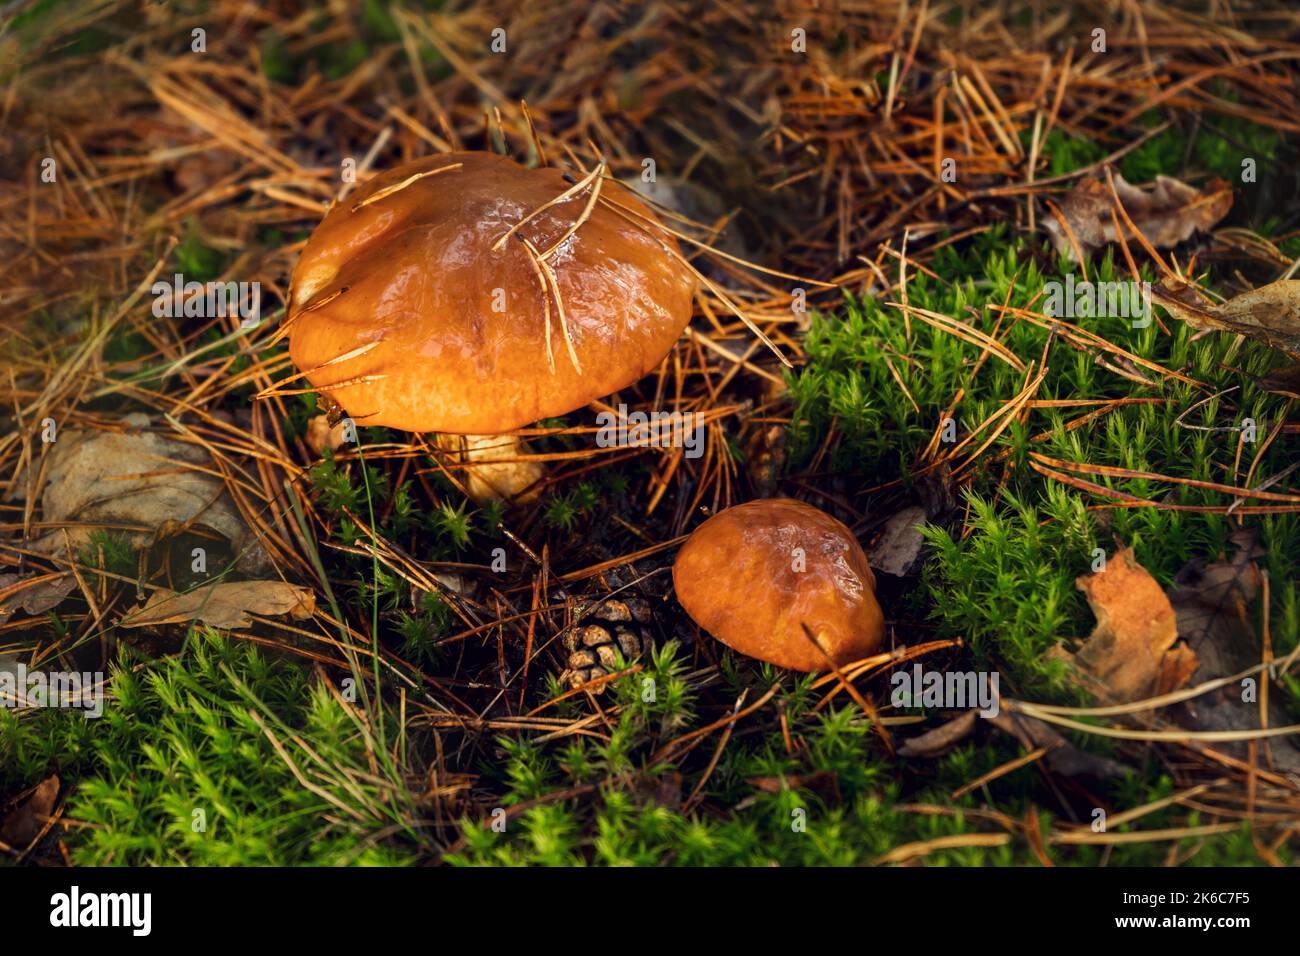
(3, 0, 1300, 866)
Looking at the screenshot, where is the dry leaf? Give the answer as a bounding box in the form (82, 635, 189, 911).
(868, 506, 928, 577)
(897, 702, 1128, 778)
(986, 710, 1129, 779)
(1256, 361, 1300, 399)
(1063, 547, 1198, 703)
(0, 572, 76, 624)
(898, 711, 976, 757)
(747, 770, 840, 798)
(27, 413, 270, 575)
(1152, 278, 1300, 360)
(1044, 172, 1232, 261)
(121, 580, 316, 630)
(1, 774, 59, 848)
(1168, 529, 1300, 774)
(635, 769, 684, 809)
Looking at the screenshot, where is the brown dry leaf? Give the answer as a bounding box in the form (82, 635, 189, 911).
(1152, 278, 1300, 360)
(747, 770, 840, 798)
(635, 769, 684, 809)
(897, 702, 1128, 778)
(1063, 547, 1198, 703)
(868, 506, 928, 577)
(1168, 529, 1300, 774)
(0, 572, 76, 624)
(986, 710, 1129, 779)
(121, 580, 316, 630)
(27, 413, 270, 575)
(1044, 172, 1232, 261)
(0, 774, 59, 849)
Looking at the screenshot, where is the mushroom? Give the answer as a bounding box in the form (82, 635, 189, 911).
(672, 498, 885, 671)
(285, 151, 696, 502)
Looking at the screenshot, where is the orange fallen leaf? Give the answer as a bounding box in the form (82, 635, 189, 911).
(1062, 547, 1198, 703)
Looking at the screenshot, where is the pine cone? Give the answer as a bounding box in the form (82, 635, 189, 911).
(562, 597, 654, 692)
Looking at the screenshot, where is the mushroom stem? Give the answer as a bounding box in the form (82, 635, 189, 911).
(433, 433, 544, 505)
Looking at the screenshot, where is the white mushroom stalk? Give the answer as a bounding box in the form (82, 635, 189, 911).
(433, 433, 543, 505)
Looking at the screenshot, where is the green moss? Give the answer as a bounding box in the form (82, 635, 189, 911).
(1036, 110, 1281, 184)
(174, 228, 227, 284)
(1, 630, 421, 865)
(449, 644, 1284, 865)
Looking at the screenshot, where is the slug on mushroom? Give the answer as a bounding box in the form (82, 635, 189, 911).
(285, 151, 696, 502)
(672, 498, 885, 671)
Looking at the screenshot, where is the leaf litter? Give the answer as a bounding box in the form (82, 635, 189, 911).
(1153, 278, 1300, 360)
(24, 413, 271, 575)
(3, 0, 1300, 866)
(122, 580, 317, 631)
(1168, 530, 1300, 775)
(1044, 172, 1232, 261)
(0, 775, 59, 851)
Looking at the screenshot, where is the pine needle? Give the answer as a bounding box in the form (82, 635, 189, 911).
(518, 236, 556, 374)
(253, 340, 381, 400)
(490, 162, 602, 252)
(540, 161, 605, 260)
(350, 163, 462, 212)
(522, 236, 581, 375)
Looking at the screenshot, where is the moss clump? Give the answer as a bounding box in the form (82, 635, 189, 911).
(1, 629, 421, 866)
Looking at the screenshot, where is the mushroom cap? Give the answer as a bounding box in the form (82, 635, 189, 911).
(672, 498, 885, 671)
(287, 152, 696, 434)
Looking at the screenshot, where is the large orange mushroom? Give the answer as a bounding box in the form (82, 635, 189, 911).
(285, 151, 696, 501)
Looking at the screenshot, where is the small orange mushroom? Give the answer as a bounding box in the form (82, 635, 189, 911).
(285, 151, 696, 501)
(672, 498, 885, 671)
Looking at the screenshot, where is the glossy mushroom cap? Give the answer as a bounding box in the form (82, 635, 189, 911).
(287, 151, 696, 434)
(672, 498, 885, 671)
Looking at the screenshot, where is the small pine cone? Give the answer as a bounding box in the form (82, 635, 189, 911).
(563, 597, 654, 692)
